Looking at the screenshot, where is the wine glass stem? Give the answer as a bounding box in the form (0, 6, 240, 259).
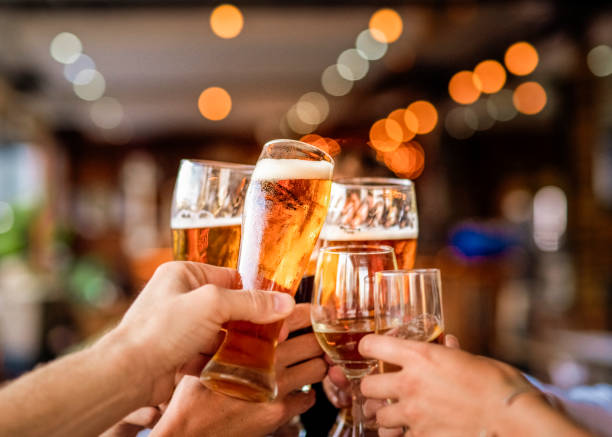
(349, 376, 365, 437)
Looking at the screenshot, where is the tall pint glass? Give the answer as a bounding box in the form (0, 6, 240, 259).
(170, 159, 253, 267)
(200, 139, 334, 402)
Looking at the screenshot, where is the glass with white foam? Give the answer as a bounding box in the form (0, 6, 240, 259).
(200, 139, 334, 402)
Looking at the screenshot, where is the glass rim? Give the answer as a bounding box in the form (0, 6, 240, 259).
(264, 138, 334, 164)
(376, 268, 440, 277)
(320, 244, 395, 255)
(332, 177, 414, 189)
(180, 158, 254, 172)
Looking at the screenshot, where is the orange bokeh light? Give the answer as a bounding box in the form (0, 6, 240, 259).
(512, 81, 547, 115)
(198, 87, 232, 121)
(369, 8, 403, 44)
(383, 141, 425, 179)
(504, 42, 538, 76)
(473, 60, 506, 94)
(449, 71, 482, 105)
(387, 109, 417, 142)
(407, 101, 438, 134)
(369, 118, 402, 152)
(299, 134, 341, 157)
(210, 4, 244, 39)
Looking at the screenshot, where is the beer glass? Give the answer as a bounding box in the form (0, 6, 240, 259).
(171, 159, 253, 267)
(374, 269, 445, 374)
(200, 139, 334, 402)
(321, 178, 418, 437)
(312, 245, 397, 437)
(320, 177, 418, 270)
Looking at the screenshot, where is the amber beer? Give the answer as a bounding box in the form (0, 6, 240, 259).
(171, 218, 241, 267)
(200, 141, 333, 401)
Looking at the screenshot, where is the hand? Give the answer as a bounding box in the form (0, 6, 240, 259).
(358, 334, 534, 436)
(108, 261, 295, 406)
(99, 407, 161, 437)
(149, 304, 327, 437)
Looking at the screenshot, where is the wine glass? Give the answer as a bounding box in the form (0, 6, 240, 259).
(312, 245, 397, 437)
(374, 268, 445, 373)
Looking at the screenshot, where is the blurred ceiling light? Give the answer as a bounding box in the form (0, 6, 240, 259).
(587, 45, 612, 77)
(90, 97, 124, 129)
(337, 48, 369, 81)
(321, 64, 353, 96)
(64, 54, 96, 84)
(533, 185, 567, 251)
(513, 81, 547, 115)
(198, 86, 232, 121)
(469, 100, 495, 131)
(486, 89, 517, 121)
(300, 134, 341, 157)
(50, 32, 82, 64)
(356, 29, 388, 61)
(286, 104, 316, 134)
(473, 60, 506, 93)
(462, 106, 479, 131)
(210, 4, 244, 39)
(369, 118, 402, 152)
(369, 8, 403, 44)
(73, 70, 105, 101)
(445, 107, 475, 139)
(407, 100, 438, 134)
(504, 41, 539, 76)
(0, 201, 15, 234)
(449, 70, 482, 105)
(383, 141, 425, 179)
(387, 108, 416, 142)
(296, 92, 329, 125)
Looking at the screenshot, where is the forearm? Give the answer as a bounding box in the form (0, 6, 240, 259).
(0, 329, 149, 437)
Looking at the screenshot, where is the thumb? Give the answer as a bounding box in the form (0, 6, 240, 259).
(191, 285, 296, 325)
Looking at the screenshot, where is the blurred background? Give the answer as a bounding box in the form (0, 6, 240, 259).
(0, 0, 610, 399)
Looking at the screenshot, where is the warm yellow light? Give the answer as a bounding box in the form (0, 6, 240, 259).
(387, 109, 416, 142)
(473, 60, 506, 94)
(299, 134, 341, 157)
(369, 118, 402, 152)
(512, 81, 547, 115)
(505, 42, 538, 76)
(198, 87, 232, 121)
(369, 8, 403, 44)
(449, 71, 482, 105)
(406, 101, 438, 134)
(210, 4, 243, 39)
(383, 141, 425, 179)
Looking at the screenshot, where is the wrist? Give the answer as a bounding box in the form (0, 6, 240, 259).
(490, 386, 559, 436)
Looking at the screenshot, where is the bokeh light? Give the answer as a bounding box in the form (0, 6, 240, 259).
(369, 8, 403, 44)
(369, 118, 402, 152)
(321, 65, 353, 96)
(50, 32, 82, 64)
(383, 141, 425, 179)
(210, 4, 243, 39)
(286, 104, 316, 134)
(337, 48, 369, 81)
(0, 201, 15, 234)
(90, 97, 124, 129)
(486, 89, 517, 121)
(356, 29, 388, 61)
(504, 41, 539, 76)
(387, 109, 416, 142)
(445, 107, 475, 139)
(473, 60, 506, 94)
(296, 92, 329, 125)
(469, 100, 496, 131)
(198, 86, 232, 121)
(449, 71, 482, 105)
(64, 54, 96, 84)
(299, 134, 341, 157)
(73, 70, 105, 101)
(407, 100, 438, 134)
(587, 45, 612, 77)
(513, 81, 547, 115)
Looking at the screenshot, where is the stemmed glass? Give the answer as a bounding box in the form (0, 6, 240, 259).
(374, 269, 445, 370)
(312, 245, 397, 437)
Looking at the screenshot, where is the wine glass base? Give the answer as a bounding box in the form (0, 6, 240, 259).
(200, 360, 277, 402)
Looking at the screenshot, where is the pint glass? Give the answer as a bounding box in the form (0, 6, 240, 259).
(200, 139, 334, 401)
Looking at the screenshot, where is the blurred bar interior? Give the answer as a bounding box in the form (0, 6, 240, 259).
(0, 0, 611, 392)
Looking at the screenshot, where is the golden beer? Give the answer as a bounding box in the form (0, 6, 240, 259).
(171, 219, 241, 268)
(201, 141, 334, 401)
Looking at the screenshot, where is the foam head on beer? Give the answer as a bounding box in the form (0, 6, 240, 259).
(251, 158, 333, 181)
